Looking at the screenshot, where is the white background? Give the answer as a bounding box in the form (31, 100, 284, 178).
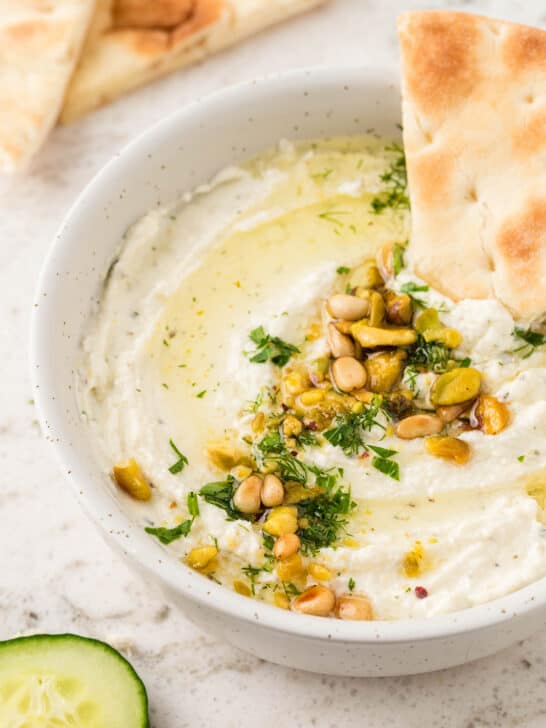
(2, 1, 546, 726)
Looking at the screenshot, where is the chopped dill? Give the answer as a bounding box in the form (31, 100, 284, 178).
(323, 397, 387, 456)
(512, 327, 546, 358)
(318, 209, 350, 227)
(370, 144, 409, 214)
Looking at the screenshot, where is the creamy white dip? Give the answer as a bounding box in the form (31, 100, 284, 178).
(79, 137, 546, 619)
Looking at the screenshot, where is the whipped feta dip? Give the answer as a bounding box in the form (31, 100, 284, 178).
(79, 137, 546, 620)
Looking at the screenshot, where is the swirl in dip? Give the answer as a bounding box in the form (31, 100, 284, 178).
(79, 137, 546, 620)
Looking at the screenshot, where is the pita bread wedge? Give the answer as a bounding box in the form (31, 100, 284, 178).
(60, 0, 327, 124)
(398, 11, 546, 323)
(0, 0, 95, 172)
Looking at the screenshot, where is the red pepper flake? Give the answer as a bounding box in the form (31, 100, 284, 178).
(307, 421, 318, 431)
(281, 403, 289, 411)
(291, 450, 298, 457)
(415, 586, 428, 599)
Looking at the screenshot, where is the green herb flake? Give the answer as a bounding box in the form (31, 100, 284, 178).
(348, 577, 356, 592)
(196, 389, 207, 398)
(459, 357, 472, 368)
(336, 265, 351, 275)
(371, 456, 400, 481)
(187, 491, 200, 517)
(392, 243, 405, 275)
(512, 328, 546, 359)
(168, 439, 189, 474)
(318, 209, 350, 227)
(297, 485, 356, 555)
(248, 326, 299, 367)
(145, 519, 192, 544)
(199, 476, 251, 521)
(323, 397, 387, 456)
(370, 144, 409, 215)
(518, 455, 525, 463)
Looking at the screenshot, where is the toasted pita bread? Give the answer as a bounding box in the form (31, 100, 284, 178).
(60, 0, 326, 124)
(398, 11, 546, 322)
(0, 0, 95, 172)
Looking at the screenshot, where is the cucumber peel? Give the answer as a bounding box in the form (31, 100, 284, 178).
(0, 633, 149, 727)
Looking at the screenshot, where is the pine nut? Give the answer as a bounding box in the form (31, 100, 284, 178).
(273, 533, 301, 560)
(233, 475, 262, 514)
(336, 594, 374, 621)
(291, 585, 336, 616)
(327, 294, 369, 321)
(327, 322, 356, 358)
(332, 356, 367, 392)
(395, 413, 443, 439)
(261, 474, 285, 508)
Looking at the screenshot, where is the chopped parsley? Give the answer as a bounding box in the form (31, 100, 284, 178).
(145, 492, 199, 544)
(336, 265, 351, 275)
(323, 397, 387, 456)
(196, 389, 207, 398)
(392, 243, 406, 275)
(248, 326, 299, 367)
(368, 445, 400, 481)
(370, 144, 409, 214)
(518, 455, 525, 463)
(513, 327, 546, 359)
(348, 577, 356, 592)
(459, 357, 472, 368)
(168, 439, 189, 474)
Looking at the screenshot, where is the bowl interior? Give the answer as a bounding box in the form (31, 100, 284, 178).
(31, 66, 546, 642)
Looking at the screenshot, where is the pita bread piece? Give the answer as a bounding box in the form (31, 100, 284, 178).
(0, 0, 95, 172)
(60, 0, 327, 123)
(398, 11, 546, 322)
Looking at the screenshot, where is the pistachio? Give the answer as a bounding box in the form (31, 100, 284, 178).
(327, 322, 356, 358)
(291, 585, 336, 616)
(335, 594, 374, 621)
(282, 415, 302, 437)
(436, 401, 473, 424)
(233, 475, 262, 514)
(206, 442, 251, 471)
(368, 291, 385, 327)
(395, 413, 443, 439)
(475, 395, 510, 435)
(351, 321, 417, 348)
(349, 260, 383, 289)
(431, 368, 481, 406)
(384, 290, 412, 325)
(332, 356, 367, 392)
(261, 474, 285, 508)
(112, 459, 152, 501)
(327, 294, 369, 321)
(273, 533, 301, 560)
(425, 436, 471, 464)
(364, 350, 405, 393)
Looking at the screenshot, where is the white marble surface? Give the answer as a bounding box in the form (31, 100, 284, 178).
(2, 1, 546, 726)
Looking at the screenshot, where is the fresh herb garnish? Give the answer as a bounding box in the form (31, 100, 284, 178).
(512, 328, 546, 358)
(407, 335, 451, 373)
(336, 265, 351, 275)
(348, 577, 356, 592)
(392, 243, 405, 275)
(459, 357, 472, 368)
(145, 492, 199, 544)
(297, 486, 355, 555)
(518, 455, 525, 463)
(242, 563, 273, 595)
(168, 439, 189, 474)
(368, 445, 400, 482)
(404, 364, 419, 394)
(400, 281, 429, 309)
(196, 389, 207, 398)
(199, 476, 252, 521)
(248, 326, 299, 367)
(323, 397, 387, 456)
(370, 144, 409, 214)
(145, 519, 192, 544)
(295, 430, 319, 448)
(318, 209, 350, 227)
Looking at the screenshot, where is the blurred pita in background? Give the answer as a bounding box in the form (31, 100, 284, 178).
(60, 0, 327, 123)
(0, 0, 95, 172)
(398, 11, 546, 323)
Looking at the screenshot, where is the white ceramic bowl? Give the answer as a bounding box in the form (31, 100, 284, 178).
(31, 67, 546, 677)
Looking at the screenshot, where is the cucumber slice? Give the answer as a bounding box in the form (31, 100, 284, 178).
(0, 634, 149, 727)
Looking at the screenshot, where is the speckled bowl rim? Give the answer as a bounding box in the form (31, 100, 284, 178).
(31, 66, 546, 645)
